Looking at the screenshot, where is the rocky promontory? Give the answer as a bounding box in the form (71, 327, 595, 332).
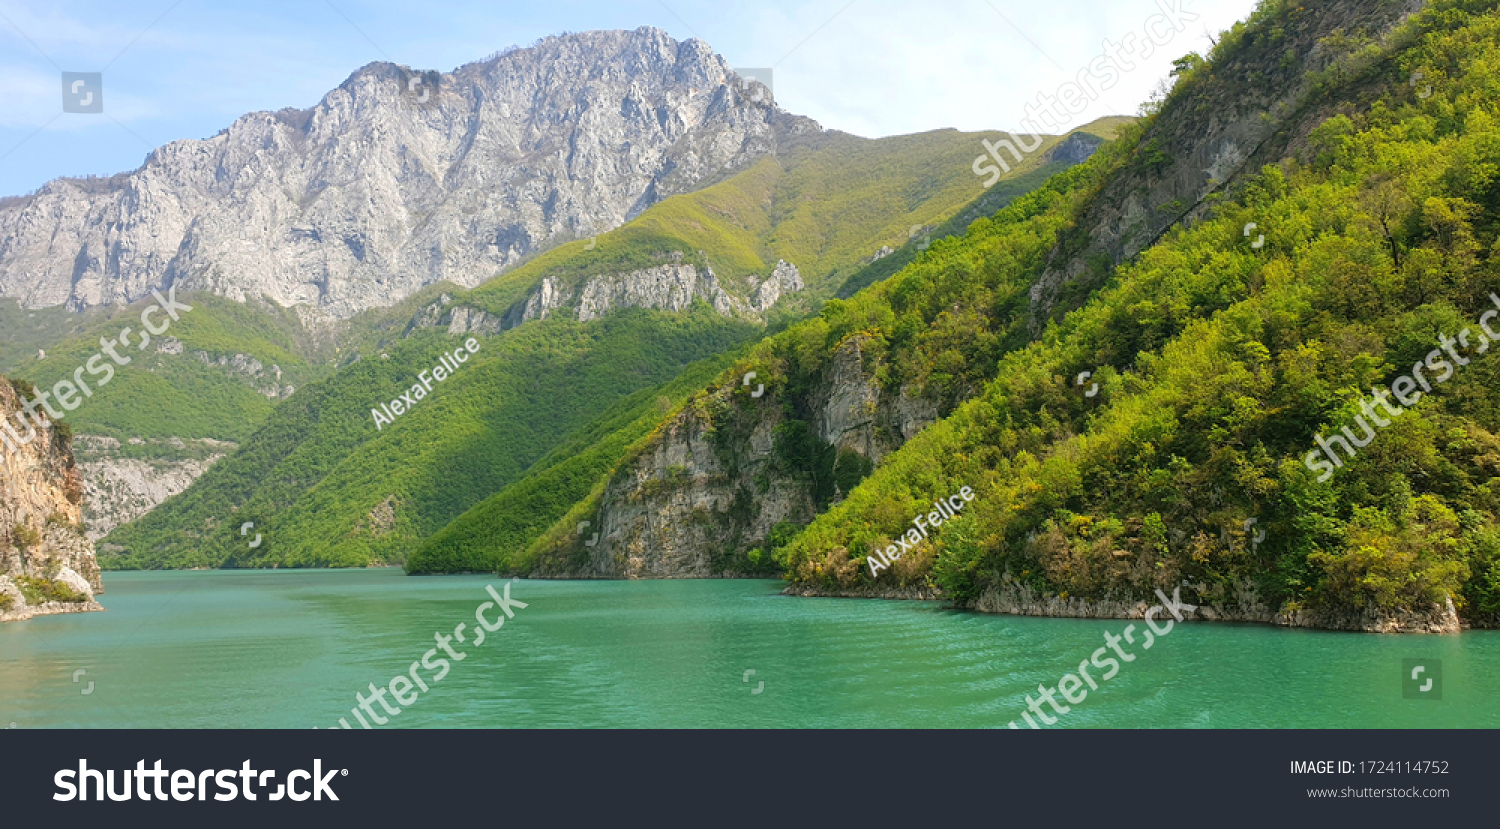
(0, 377, 105, 622)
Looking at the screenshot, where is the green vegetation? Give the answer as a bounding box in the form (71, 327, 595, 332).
(11, 525, 40, 552)
(103, 120, 1086, 571)
(13, 576, 89, 604)
(833, 158, 1082, 300)
(777, 0, 1500, 625)
(103, 306, 760, 569)
(0, 299, 111, 374)
(516, 142, 1123, 574)
(408, 352, 743, 573)
(11, 293, 329, 442)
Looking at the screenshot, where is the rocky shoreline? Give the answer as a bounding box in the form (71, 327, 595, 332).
(783, 580, 1468, 633)
(0, 559, 104, 623)
(780, 582, 943, 601)
(0, 594, 105, 622)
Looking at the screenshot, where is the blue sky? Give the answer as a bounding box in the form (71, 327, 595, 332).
(0, 0, 1259, 197)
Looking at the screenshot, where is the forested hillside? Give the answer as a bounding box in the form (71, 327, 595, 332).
(780, 0, 1500, 628)
(101, 308, 758, 569)
(505, 0, 1500, 631)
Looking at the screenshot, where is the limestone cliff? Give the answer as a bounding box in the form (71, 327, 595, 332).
(0, 377, 104, 621)
(0, 27, 820, 322)
(573, 259, 802, 322)
(76, 436, 235, 540)
(408, 256, 804, 336)
(528, 333, 936, 578)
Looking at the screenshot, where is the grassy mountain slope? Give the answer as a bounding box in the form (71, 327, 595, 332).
(0, 300, 110, 374)
(404, 353, 741, 573)
(101, 307, 757, 569)
(455, 126, 1105, 323)
(6, 293, 327, 442)
(777, 0, 1500, 627)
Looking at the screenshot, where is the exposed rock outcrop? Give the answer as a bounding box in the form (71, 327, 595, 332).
(446, 306, 504, 336)
(574, 260, 801, 322)
(75, 435, 235, 540)
(530, 333, 936, 578)
(408, 258, 803, 338)
(1046, 130, 1104, 165)
(0, 28, 823, 321)
(0, 377, 104, 621)
(518, 277, 567, 323)
(749, 260, 804, 311)
(190, 350, 293, 400)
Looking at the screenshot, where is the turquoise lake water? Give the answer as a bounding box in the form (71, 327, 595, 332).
(0, 569, 1495, 728)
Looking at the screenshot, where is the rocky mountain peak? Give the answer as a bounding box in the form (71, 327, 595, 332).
(0, 27, 822, 322)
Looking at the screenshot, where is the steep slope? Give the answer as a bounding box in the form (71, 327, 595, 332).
(517, 0, 1500, 634)
(0, 378, 103, 621)
(101, 306, 758, 569)
(0, 27, 817, 321)
(518, 152, 1113, 578)
(1026, 0, 1423, 333)
(779, 0, 1500, 631)
(405, 351, 744, 574)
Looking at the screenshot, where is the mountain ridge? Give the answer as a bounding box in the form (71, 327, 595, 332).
(0, 26, 820, 321)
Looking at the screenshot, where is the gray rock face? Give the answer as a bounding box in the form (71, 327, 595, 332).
(749, 260, 804, 310)
(75, 435, 235, 540)
(538, 389, 804, 579)
(533, 333, 937, 578)
(408, 258, 802, 337)
(190, 350, 292, 399)
(0, 377, 104, 621)
(445, 305, 504, 336)
(1046, 131, 1104, 165)
(520, 277, 567, 322)
(0, 28, 821, 321)
(573, 259, 800, 322)
(577, 264, 715, 321)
